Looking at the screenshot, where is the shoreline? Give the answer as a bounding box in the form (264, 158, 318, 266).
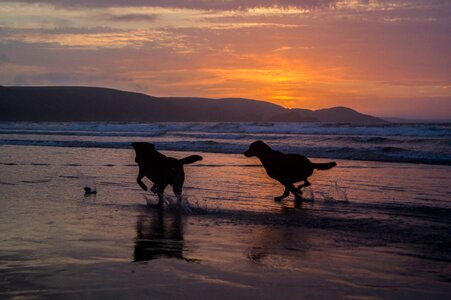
(1, 143, 451, 167)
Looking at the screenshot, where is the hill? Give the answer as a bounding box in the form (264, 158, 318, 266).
(0, 86, 386, 123)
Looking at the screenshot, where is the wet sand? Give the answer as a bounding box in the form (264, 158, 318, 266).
(0, 145, 450, 299)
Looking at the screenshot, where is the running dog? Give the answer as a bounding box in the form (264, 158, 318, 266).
(244, 140, 336, 201)
(132, 142, 202, 206)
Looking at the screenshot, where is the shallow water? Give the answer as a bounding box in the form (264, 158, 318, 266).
(0, 145, 450, 299)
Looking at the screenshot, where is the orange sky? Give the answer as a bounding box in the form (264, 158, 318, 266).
(0, 1, 450, 119)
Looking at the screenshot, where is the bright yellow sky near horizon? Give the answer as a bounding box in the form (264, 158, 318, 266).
(0, 1, 450, 119)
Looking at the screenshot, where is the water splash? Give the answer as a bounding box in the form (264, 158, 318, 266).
(333, 182, 349, 202)
(143, 191, 223, 215)
(302, 187, 315, 202)
(313, 181, 349, 203)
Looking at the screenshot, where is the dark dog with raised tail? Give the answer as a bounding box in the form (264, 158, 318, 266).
(132, 142, 202, 206)
(244, 141, 336, 201)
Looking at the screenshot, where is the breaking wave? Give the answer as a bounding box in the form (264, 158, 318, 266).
(0, 122, 450, 165)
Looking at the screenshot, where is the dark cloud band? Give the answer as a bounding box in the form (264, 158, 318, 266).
(103, 14, 158, 22)
(6, 0, 338, 10)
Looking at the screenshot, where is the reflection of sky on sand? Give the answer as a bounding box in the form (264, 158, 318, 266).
(0, 145, 450, 298)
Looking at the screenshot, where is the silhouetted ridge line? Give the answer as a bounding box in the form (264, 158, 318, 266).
(0, 86, 386, 123)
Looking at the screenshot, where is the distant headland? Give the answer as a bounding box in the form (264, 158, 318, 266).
(0, 86, 386, 123)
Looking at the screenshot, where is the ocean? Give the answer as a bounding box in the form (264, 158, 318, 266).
(0, 122, 450, 299)
(0, 122, 450, 165)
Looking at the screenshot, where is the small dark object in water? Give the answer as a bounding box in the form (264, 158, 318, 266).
(84, 187, 97, 195)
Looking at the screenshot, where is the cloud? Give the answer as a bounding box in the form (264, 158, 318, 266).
(6, 0, 451, 11)
(0, 25, 192, 50)
(5, 27, 122, 35)
(5, 0, 338, 10)
(1, 29, 151, 48)
(102, 13, 159, 22)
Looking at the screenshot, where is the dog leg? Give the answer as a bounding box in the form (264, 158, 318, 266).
(136, 170, 147, 191)
(285, 184, 303, 200)
(156, 193, 165, 207)
(297, 180, 311, 190)
(173, 185, 183, 204)
(173, 173, 185, 205)
(154, 183, 168, 207)
(150, 184, 158, 194)
(274, 188, 289, 201)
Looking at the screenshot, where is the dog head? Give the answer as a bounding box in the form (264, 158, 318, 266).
(244, 140, 271, 157)
(131, 142, 157, 163)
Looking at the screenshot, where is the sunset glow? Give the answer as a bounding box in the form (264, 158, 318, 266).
(1, 0, 450, 119)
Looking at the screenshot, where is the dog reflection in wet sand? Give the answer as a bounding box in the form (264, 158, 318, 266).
(132, 142, 202, 206)
(134, 210, 188, 262)
(244, 141, 336, 201)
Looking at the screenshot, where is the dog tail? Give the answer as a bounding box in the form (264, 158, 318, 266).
(179, 155, 203, 165)
(312, 161, 336, 170)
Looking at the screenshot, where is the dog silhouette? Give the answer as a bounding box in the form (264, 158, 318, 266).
(244, 140, 336, 201)
(132, 142, 202, 206)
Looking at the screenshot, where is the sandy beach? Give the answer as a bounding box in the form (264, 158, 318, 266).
(1, 145, 450, 299)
